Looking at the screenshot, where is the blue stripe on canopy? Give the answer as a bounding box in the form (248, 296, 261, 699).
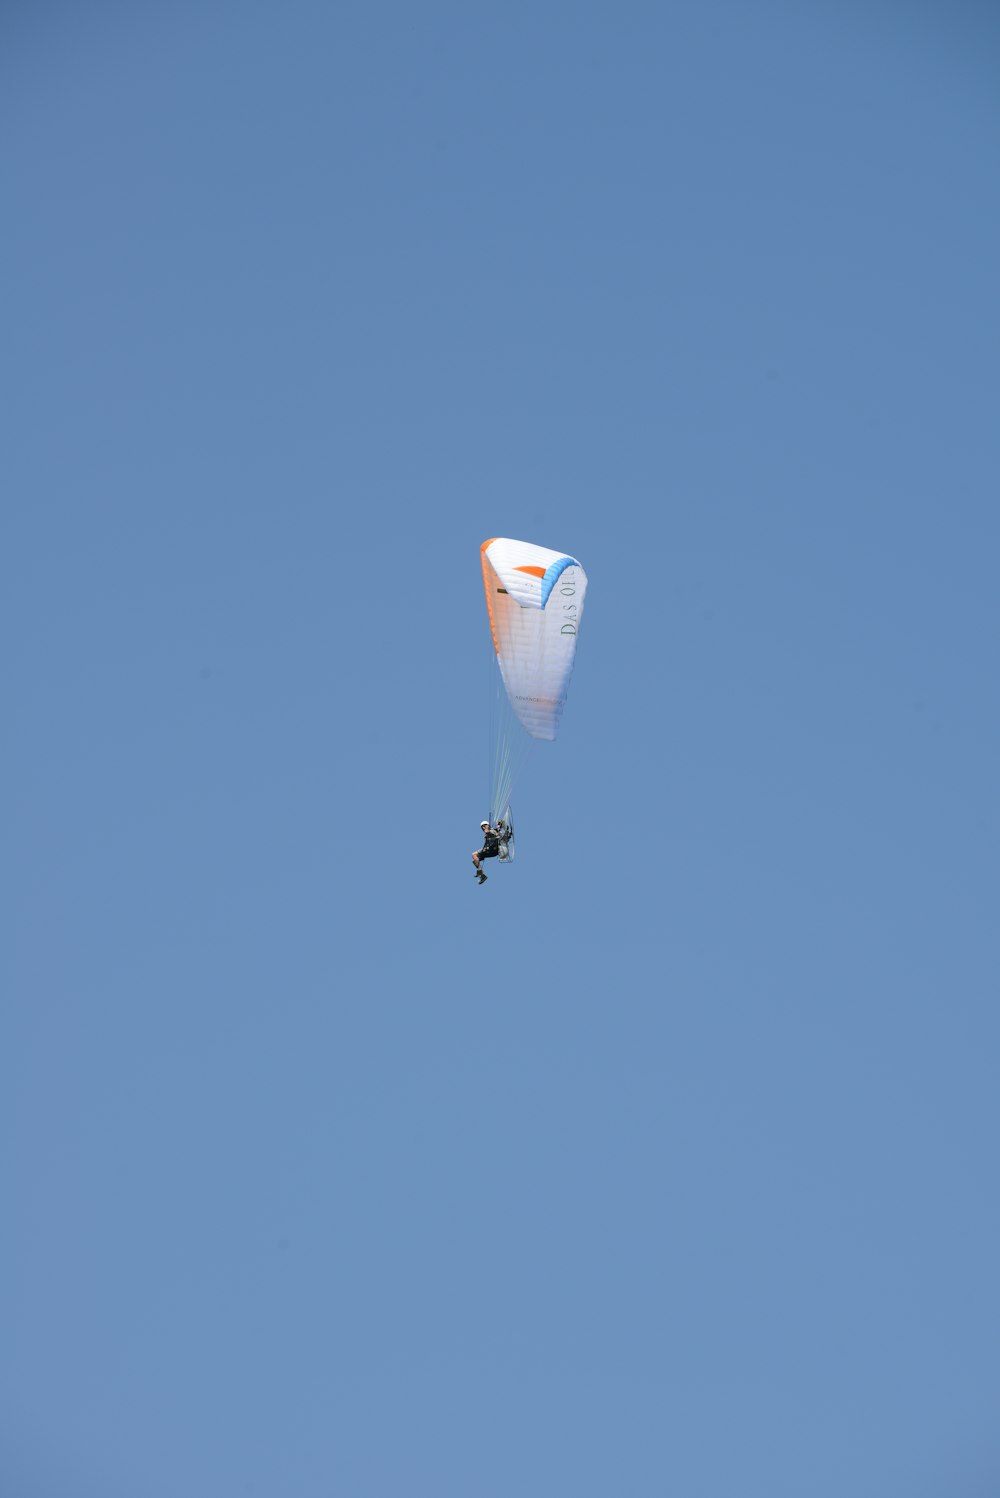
(540, 555, 578, 607)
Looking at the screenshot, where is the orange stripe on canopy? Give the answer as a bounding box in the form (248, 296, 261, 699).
(480, 539, 500, 655)
(514, 565, 546, 578)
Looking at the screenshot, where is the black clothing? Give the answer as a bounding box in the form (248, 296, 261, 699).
(478, 830, 501, 860)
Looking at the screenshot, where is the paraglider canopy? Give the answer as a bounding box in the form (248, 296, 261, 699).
(481, 537, 588, 742)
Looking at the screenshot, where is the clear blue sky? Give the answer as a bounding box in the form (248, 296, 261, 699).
(3, 3, 999, 1494)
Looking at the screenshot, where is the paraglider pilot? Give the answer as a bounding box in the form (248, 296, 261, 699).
(472, 820, 501, 884)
